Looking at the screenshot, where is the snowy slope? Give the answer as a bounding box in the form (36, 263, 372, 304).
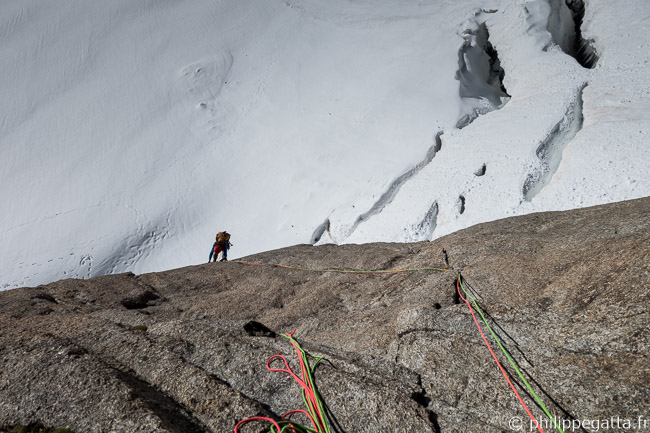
(1, 0, 648, 289)
(328, 0, 650, 244)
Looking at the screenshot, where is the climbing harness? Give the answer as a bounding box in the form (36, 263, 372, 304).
(235, 331, 332, 433)
(235, 260, 448, 274)
(457, 274, 565, 433)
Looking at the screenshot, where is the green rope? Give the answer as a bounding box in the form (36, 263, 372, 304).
(237, 261, 448, 274)
(281, 332, 332, 433)
(458, 276, 565, 433)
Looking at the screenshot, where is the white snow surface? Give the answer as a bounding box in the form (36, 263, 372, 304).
(1, 0, 649, 289)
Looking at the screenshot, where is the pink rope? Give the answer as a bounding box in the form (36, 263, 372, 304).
(236, 330, 330, 433)
(234, 416, 282, 433)
(457, 277, 545, 433)
(267, 355, 308, 389)
(282, 409, 319, 431)
(265, 343, 323, 430)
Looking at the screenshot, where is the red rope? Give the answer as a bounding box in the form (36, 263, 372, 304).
(234, 260, 448, 274)
(234, 416, 282, 433)
(282, 410, 319, 431)
(457, 276, 545, 433)
(265, 338, 323, 430)
(286, 334, 327, 431)
(237, 329, 327, 433)
(267, 355, 309, 389)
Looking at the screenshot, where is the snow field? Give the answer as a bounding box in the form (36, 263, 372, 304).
(1, 0, 649, 288)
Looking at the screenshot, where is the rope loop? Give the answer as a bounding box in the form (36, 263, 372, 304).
(267, 354, 307, 388)
(236, 332, 332, 433)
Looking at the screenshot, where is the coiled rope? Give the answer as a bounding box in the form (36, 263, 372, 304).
(232, 263, 562, 432)
(235, 330, 331, 433)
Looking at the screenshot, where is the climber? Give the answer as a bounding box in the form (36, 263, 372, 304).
(208, 241, 222, 263)
(208, 231, 232, 263)
(218, 231, 232, 262)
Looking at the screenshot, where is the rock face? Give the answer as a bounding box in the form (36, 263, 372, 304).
(1, 198, 648, 433)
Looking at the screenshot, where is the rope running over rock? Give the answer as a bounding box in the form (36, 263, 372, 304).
(458, 274, 566, 433)
(235, 260, 448, 274)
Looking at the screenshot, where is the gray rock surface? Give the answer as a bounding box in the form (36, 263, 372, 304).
(1, 197, 649, 433)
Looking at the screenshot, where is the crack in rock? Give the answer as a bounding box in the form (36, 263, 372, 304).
(243, 320, 277, 338)
(410, 375, 441, 433)
(523, 83, 587, 201)
(31, 293, 58, 304)
(121, 289, 161, 310)
(113, 368, 208, 433)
